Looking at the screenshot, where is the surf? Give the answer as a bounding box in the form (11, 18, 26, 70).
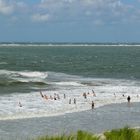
(0, 71, 140, 120)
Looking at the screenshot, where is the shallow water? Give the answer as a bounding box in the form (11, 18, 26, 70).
(0, 102, 140, 140)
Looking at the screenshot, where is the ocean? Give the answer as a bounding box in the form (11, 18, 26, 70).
(0, 43, 140, 120)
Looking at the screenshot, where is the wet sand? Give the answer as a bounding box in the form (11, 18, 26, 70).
(0, 102, 140, 140)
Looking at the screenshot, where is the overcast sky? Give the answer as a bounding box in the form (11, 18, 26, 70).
(0, 0, 140, 42)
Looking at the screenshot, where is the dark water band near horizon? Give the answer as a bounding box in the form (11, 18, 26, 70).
(0, 43, 140, 138)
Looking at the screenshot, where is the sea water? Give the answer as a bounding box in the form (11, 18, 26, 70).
(0, 43, 140, 120)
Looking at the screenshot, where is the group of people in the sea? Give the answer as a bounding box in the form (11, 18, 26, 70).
(114, 93, 132, 103)
(40, 91, 60, 100)
(68, 98, 76, 104)
(40, 89, 132, 109)
(18, 89, 136, 110)
(23, 89, 96, 109)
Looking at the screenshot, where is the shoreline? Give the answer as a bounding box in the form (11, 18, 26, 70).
(0, 102, 140, 139)
(0, 100, 138, 121)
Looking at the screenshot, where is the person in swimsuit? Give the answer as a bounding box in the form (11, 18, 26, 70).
(83, 93, 87, 99)
(127, 96, 131, 103)
(40, 91, 44, 98)
(64, 94, 66, 99)
(69, 99, 71, 104)
(91, 101, 94, 109)
(74, 98, 76, 104)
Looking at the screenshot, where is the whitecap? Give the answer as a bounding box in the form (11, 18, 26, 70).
(18, 71, 48, 79)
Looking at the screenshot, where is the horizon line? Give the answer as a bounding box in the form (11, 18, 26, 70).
(1, 42, 140, 44)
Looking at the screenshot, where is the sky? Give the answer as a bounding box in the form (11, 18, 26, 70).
(0, 0, 140, 43)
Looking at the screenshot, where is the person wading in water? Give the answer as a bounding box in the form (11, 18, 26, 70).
(91, 101, 94, 109)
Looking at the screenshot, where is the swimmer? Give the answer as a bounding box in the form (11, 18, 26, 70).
(57, 94, 60, 100)
(40, 91, 44, 98)
(44, 95, 48, 100)
(83, 93, 87, 99)
(92, 90, 96, 96)
(91, 101, 94, 109)
(18, 101, 22, 107)
(127, 96, 131, 103)
(54, 93, 57, 100)
(64, 94, 66, 99)
(69, 99, 71, 104)
(74, 98, 76, 104)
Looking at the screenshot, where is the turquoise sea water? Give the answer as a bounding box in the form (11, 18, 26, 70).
(0, 43, 140, 120)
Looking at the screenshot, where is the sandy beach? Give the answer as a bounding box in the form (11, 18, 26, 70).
(0, 102, 140, 140)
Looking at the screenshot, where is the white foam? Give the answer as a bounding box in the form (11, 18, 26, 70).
(18, 71, 48, 79)
(0, 70, 48, 84)
(0, 70, 48, 78)
(54, 82, 83, 86)
(0, 77, 140, 120)
(0, 70, 140, 120)
(1, 43, 140, 47)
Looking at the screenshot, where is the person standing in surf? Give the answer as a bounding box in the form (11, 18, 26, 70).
(91, 101, 94, 109)
(74, 98, 76, 104)
(127, 96, 131, 103)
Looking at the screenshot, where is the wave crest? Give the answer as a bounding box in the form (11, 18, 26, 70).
(0, 70, 48, 87)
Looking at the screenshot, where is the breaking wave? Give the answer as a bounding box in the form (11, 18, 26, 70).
(0, 70, 140, 120)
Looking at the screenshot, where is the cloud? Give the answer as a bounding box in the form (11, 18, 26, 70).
(16, 1, 28, 10)
(32, 13, 50, 22)
(0, 0, 139, 25)
(36, 0, 75, 22)
(39, 0, 65, 14)
(39, 0, 78, 12)
(79, 0, 136, 24)
(0, 0, 14, 15)
(0, 0, 28, 16)
(37, 0, 133, 23)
